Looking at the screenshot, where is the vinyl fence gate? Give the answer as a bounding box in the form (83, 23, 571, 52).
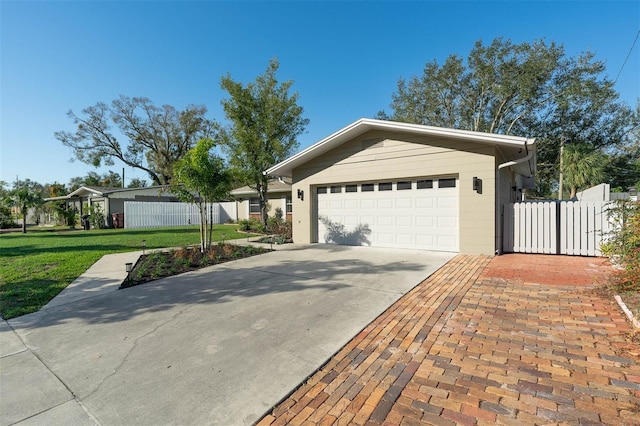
(502, 201, 611, 256)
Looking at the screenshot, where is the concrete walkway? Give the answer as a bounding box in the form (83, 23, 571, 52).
(258, 254, 640, 425)
(1, 244, 454, 426)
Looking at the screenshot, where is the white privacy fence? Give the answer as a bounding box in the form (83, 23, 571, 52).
(503, 201, 611, 256)
(124, 201, 236, 229)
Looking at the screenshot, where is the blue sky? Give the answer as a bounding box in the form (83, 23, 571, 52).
(1, 1, 639, 187)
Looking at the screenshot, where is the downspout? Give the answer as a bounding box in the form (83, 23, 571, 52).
(495, 140, 535, 255)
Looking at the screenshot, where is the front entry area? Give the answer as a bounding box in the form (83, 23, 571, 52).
(316, 177, 459, 252)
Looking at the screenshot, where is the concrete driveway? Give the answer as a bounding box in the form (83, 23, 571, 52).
(1, 244, 454, 426)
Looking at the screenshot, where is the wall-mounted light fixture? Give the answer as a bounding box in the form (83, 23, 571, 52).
(297, 189, 304, 201)
(473, 177, 482, 194)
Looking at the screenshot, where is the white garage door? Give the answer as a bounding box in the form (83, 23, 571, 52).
(316, 178, 459, 252)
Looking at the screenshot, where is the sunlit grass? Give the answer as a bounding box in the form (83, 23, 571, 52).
(0, 225, 247, 319)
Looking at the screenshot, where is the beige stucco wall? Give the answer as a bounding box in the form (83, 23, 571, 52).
(290, 130, 499, 255)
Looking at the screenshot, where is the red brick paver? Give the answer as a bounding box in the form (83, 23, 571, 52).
(257, 255, 640, 426)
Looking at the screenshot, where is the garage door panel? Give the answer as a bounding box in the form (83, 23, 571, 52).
(376, 233, 395, 244)
(360, 216, 376, 225)
(344, 215, 360, 226)
(344, 200, 358, 209)
(396, 198, 413, 209)
(437, 217, 457, 227)
(416, 235, 435, 247)
(396, 234, 413, 245)
(437, 198, 457, 208)
(378, 199, 393, 209)
(316, 178, 458, 251)
(416, 216, 434, 227)
(437, 236, 458, 251)
(360, 198, 376, 209)
(378, 216, 394, 226)
(415, 198, 434, 208)
(396, 216, 413, 227)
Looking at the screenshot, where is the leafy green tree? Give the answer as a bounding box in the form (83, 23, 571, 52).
(127, 178, 148, 188)
(55, 96, 213, 185)
(45, 182, 68, 198)
(379, 37, 638, 197)
(0, 181, 16, 229)
(171, 139, 231, 251)
(4, 180, 43, 233)
(69, 171, 123, 191)
(219, 58, 309, 225)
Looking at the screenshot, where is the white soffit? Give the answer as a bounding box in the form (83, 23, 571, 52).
(266, 118, 535, 177)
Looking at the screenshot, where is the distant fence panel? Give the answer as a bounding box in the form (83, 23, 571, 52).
(124, 201, 237, 229)
(503, 201, 610, 256)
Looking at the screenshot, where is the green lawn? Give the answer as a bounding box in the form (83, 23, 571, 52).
(0, 225, 248, 319)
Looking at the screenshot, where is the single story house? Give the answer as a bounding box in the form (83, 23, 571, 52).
(230, 179, 293, 221)
(46, 185, 179, 227)
(265, 118, 536, 255)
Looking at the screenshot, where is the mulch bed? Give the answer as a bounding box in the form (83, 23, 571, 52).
(121, 243, 271, 289)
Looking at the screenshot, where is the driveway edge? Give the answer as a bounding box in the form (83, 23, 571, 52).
(615, 294, 640, 329)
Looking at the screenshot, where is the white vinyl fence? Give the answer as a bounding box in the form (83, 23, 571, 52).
(503, 201, 611, 256)
(124, 201, 236, 229)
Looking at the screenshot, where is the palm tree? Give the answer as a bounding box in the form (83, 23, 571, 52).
(562, 143, 605, 199)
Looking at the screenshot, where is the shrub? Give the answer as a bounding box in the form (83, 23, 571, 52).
(0, 205, 17, 229)
(602, 200, 640, 292)
(238, 217, 265, 233)
(274, 207, 284, 222)
(87, 204, 106, 229)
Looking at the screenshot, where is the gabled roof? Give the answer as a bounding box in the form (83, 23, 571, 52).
(266, 118, 536, 177)
(230, 179, 292, 197)
(44, 185, 172, 201)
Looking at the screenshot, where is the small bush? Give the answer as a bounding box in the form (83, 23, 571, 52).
(0, 205, 17, 229)
(88, 204, 106, 229)
(238, 217, 265, 233)
(602, 200, 640, 292)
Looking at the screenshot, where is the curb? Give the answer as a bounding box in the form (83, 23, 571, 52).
(614, 295, 640, 330)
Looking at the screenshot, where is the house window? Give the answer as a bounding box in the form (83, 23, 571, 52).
(249, 198, 261, 214)
(361, 183, 374, 192)
(438, 178, 457, 188)
(317, 186, 327, 194)
(331, 185, 342, 193)
(397, 181, 412, 190)
(417, 179, 433, 189)
(286, 195, 292, 213)
(345, 184, 357, 193)
(379, 182, 392, 191)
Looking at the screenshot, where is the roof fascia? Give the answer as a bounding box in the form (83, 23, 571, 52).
(266, 118, 535, 177)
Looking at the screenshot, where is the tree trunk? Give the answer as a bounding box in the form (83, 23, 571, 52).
(259, 181, 269, 227)
(199, 202, 206, 252)
(21, 205, 27, 233)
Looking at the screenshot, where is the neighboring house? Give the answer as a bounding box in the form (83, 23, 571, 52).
(266, 118, 536, 255)
(230, 179, 293, 221)
(45, 185, 180, 227)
